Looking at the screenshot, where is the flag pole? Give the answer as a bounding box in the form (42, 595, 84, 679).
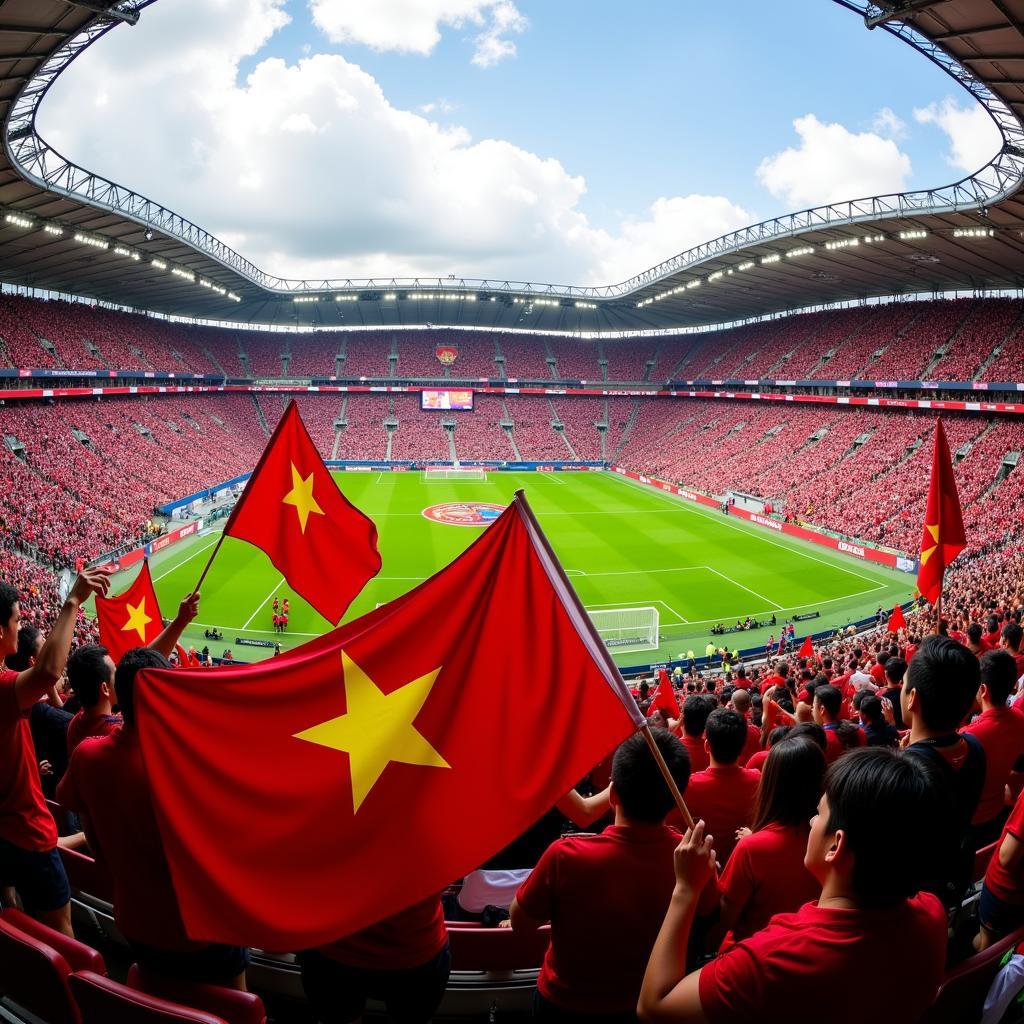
(642, 724, 696, 831)
(192, 531, 226, 595)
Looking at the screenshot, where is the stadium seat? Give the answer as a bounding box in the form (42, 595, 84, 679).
(0, 908, 106, 973)
(920, 926, 1024, 1024)
(0, 912, 89, 1024)
(448, 923, 551, 972)
(69, 971, 232, 1024)
(127, 964, 267, 1024)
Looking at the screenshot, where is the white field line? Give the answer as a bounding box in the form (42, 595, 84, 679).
(704, 566, 784, 611)
(242, 578, 286, 630)
(607, 473, 890, 587)
(152, 537, 221, 582)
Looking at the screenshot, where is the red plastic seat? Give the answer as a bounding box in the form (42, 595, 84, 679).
(448, 924, 551, 972)
(0, 914, 82, 1024)
(920, 925, 1024, 1024)
(0, 907, 106, 973)
(69, 971, 231, 1024)
(128, 964, 266, 1024)
(59, 844, 115, 903)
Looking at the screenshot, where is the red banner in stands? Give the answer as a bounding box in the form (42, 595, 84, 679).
(609, 466, 913, 571)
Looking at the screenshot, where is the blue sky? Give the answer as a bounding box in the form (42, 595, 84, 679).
(39, 0, 1001, 285)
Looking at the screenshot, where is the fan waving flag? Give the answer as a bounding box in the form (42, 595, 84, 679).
(917, 418, 966, 606)
(95, 560, 163, 662)
(888, 605, 907, 633)
(135, 492, 645, 950)
(798, 635, 814, 659)
(649, 669, 680, 721)
(224, 399, 380, 624)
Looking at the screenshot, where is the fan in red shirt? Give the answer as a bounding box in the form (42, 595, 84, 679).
(962, 649, 1024, 846)
(638, 748, 949, 1024)
(811, 684, 865, 764)
(717, 735, 826, 947)
(510, 729, 691, 1020)
(667, 709, 760, 865)
(65, 644, 123, 756)
(976, 785, 1024, 951)
(0, 567, 108, 938)
(729, 689, 761, 766)
(681, 695, 714, 774)
(1001, 622, 1024, 683)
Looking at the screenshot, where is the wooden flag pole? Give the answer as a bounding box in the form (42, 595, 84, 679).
(642, 724, 695, 831)
(192, 531, 226, 595)
(934, 590, 943, 637)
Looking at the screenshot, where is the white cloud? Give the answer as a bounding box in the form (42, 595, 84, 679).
(419, 99, 457, 115)
(309, 0, 526, 66)
(872, 106, 906, 140)
(35, 0, 752, 287)
(913, 97, 1002, 173)
(756, 113, 912, 208)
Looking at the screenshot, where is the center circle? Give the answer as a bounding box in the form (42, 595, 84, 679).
(421, 502, 505, 527)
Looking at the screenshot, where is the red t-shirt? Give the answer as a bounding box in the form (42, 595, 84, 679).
(869, 663, 886, 686)
(963, 707, 1024, 825)
(0, 670, 57, 852)
(744, 749, 770, 772)
(66, 709, 123, 757)
(1011, 652, 1024, 681)
(57, 727, 200, 950)
(668, 763, 760, 863)
(823, 724, 866, 764)
(698, 894, 946, 1024)
(682, 733, 710, 774)
(737, 724, 761, 767)
(515, 823, 681, 1014)
(985, 788, 1024, 905)
(319, 895, 447, 970)
(718, 822, 820, 945)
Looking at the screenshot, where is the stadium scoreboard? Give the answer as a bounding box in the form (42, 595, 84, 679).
(420, 388, 474, 411)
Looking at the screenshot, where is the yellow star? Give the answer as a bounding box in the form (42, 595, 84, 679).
(293, 651, 450, 813)
(121, 597, 153, 642)
(920, 522, 940, 566)
(282, 462, 325, 534)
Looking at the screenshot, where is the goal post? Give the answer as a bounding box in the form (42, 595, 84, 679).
(588, 606, 660, 652)
(424, 466, 487, 481)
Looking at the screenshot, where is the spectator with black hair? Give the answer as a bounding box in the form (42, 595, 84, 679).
(962, 648, 1024, 847)
(65, 644, 122, 757)
(966, 621, 991, 657)
(812, 684, 864, 763)
(0, 566, 107, 937)
(877, 656, 907, 730)
(858, 695, 899, 748)
(1001, 620, 1024, 682)
(668, 709, 759, 865)
(717, 736, 826, 947)
(58, 596, 252, 989)
(509, 729, 691, 1021)
(681, 695, 714, 774)
(638, 748, 948, 1023)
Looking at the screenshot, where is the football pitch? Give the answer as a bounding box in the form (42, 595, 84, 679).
(103, 471, 914, 669)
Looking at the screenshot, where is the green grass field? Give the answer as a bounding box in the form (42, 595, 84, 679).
(97, 471, 914, 668)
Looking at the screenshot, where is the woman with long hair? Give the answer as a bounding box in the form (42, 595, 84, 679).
(716, 736, 826, 948)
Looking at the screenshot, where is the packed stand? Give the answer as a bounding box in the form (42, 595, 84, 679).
(286, 332, 341, 377)
(506, 396, 568, 459)
(340, 332, 391, 378)
(389, 395, 452, 460)
(498, 334, 554, 379)
(451, 396, 515, 460)
(332, 394, 389, 461)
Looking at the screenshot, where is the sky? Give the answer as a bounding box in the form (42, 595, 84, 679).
(36, 0, 1004, 288)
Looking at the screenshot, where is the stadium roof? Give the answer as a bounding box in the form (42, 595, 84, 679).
(0, 0, 1023, 332)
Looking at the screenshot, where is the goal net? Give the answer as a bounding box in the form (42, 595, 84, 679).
(424, 466, 487, 481)
(589, 606, 660, 652)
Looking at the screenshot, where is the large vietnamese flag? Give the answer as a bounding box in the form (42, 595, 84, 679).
(95, 560, 163, 662)
(917, 418, 966, 605)
(224, 399, 380, 624)
(648, 669, 680, 721)
(135, 492, 646, 950)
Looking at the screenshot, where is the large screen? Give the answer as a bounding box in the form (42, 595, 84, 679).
(420, 388, 474, 411)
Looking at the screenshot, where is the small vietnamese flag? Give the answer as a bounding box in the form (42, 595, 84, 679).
(916, 418, 966, 605)
(649, 669, 681, 721)
(95, 560, 164, 663)
(798, 635, 814, 659)
(888, 605, 907, 633)
(224, 400, 381, 624)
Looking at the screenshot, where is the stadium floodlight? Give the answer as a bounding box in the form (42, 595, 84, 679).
(334, 295, 358, 302)
(575, 300, 596, 308)
(686, 279, 701, 289)
(898, 230, 928, 240)
(825, 237, 859, 251)
(43, 224, 64, 236)
(708, 270, 725, 281)
(953, 227, 994, 238)
(293, 296, 318, 303)
(113, 245, 140, 260)
(786, 246, 814, 258)
(171, 267, 196, 281)
(863, 234, 885, 243)
(760, 254, 781, 265)
(227, 292, 241, 302)
(151, 258, 167, 269)
(73, 232, 109, 250)
(4, 213, 33, 229)
(737, 261, 754, 271)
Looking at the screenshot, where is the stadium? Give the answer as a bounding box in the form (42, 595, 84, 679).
(2, 0, 1024, 1021)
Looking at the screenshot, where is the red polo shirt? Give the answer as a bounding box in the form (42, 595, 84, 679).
(66, 709, 123, 757)
(698, 894, 946, 1023)
(718, 822, 820, 945)
(0, 670, 57, 852)
(668, 763, 760, 863)
(682, 734, 710, 773)
(57, 727, 200, 950)
(962, 706, 1024, 825)
(515, 823, 681, 1014)
(985, 789, 1024, 905)
(744, 749, 770, 772)
(738, 724, 761, 767)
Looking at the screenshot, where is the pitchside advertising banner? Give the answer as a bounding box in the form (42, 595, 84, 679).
(93, 520, 203, 574)
(610, 465, 917, 574)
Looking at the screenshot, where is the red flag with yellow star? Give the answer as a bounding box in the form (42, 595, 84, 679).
(917, 418, 966, 605)
(95, 559, 163, 662)
(224, 399, 381, 624)
(134, 492, 645, 950)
